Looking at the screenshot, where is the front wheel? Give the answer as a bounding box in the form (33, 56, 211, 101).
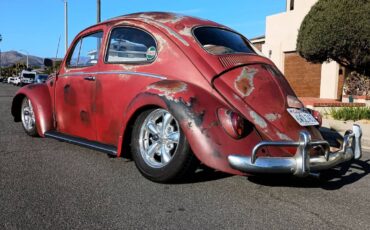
(21, 97, 38, 136)
(131, 108, 198, 183)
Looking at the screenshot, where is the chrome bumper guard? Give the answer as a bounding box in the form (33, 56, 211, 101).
(228, 125, 362, 177)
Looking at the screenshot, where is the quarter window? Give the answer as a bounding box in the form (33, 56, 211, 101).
(67, 31, 103, 67)
(106, 27, 157, 63)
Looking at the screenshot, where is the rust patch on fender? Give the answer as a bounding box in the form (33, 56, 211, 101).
(276, 132, 293, 141)
(234, 67, 257, 97)
(249, 111, 267, 129)
(148, 81, 188, 100)
(265, 113, 281, 122)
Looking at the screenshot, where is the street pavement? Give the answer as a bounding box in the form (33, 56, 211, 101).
(1, 83, 370, 230)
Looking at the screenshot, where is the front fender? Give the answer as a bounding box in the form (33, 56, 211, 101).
(120, 80, 263, 175)
(11, 84, 53, 137)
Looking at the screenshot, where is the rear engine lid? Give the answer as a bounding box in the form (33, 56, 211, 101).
(213, 64, 322, 142)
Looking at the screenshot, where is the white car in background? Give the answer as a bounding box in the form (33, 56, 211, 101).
(20, 70, 37, 86)
(8, 77, 21, 86)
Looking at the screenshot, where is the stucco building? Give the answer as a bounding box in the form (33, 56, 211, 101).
(251, 0, 344, 100)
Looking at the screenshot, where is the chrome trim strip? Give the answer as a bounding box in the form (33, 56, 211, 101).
(45, 131, 117, 156)
(61, 71, 167, 80)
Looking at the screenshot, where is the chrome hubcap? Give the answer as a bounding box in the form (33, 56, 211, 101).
(139, 109, 180, 168)
(21, 98, 35, 131)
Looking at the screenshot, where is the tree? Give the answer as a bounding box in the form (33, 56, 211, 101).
(44, 60, 62, 74)
(297, 0, 370, 75)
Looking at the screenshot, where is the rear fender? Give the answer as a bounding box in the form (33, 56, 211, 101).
(119, 80, 263, 175)
(11, 84, 53, 137)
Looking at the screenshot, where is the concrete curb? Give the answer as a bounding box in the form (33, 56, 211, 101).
(322, 118, 370, 149)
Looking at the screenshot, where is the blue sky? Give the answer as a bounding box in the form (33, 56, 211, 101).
(0, 0, 285, 58)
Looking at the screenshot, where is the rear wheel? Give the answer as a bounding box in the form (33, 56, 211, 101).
(131, 108, 198, 183)
(21, 97, 38, 136)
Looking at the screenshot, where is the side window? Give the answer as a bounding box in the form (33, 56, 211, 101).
(106, 27, 157, 63)
(67, 31, 103, 67)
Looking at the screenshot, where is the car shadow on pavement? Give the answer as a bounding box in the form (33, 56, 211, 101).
(319, 127, 343, 148)
(247, 159, 370, 190)
(172, 166, 232, 184)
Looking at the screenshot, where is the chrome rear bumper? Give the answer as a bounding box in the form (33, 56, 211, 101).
(228, 125, 362, 177)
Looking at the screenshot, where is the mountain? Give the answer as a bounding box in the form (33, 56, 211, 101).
(0, 51, 44, 67)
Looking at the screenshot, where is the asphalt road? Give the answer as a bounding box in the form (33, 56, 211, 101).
(1, 83, 370, 230)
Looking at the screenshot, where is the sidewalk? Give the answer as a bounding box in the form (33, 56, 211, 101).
(321, 118, 370, 150)
(300, 97, 366, 108)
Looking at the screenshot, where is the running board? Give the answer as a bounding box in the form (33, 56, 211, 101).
(44, 131, 117, 156)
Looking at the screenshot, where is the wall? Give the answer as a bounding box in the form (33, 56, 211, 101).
(284, 52, 322, 97)
(320, 62, 340, 99)
(262, 0, 318, 72)
(262, 0, 340, 99)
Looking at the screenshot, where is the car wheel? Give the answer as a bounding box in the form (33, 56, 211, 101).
(131, 108, 198, 183)
(21, 97, 38, 136)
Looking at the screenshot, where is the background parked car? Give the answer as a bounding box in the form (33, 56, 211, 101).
(19, 70, 37, 86)
(12, 77, 21, 86)
(34, 74, 48, 84)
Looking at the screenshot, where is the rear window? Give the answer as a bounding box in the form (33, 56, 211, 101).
(194, 27, 255, 55)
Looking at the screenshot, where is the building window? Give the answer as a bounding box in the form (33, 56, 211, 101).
(290, 0, 295, 11)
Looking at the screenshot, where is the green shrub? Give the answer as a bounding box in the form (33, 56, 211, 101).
(330, 107, 370, 121)
(297, 0, 370, 75)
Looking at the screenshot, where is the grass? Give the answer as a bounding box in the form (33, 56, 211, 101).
(329, 107, 370, 121)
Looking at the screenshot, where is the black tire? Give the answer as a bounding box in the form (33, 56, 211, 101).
(21, 97, 38, 137)
(131, 108, 199, 183)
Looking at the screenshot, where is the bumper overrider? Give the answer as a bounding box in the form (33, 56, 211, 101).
(228, 125, 362, 177)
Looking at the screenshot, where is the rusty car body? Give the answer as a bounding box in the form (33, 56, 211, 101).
(11, 12, 362, 182)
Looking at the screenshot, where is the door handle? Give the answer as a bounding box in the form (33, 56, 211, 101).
(84, 76, 96, 81)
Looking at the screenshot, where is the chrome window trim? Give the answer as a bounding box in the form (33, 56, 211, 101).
(61, 71, 166, 80)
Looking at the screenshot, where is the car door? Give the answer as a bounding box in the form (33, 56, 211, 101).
(94, 26, 160, 146)
(55, 31, 104, 141)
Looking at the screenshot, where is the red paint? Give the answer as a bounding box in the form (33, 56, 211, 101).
(12, 12, 326, 175)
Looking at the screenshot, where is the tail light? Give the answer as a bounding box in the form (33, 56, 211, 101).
(217, 108, 253, 139)
(311, 109, 322, 127)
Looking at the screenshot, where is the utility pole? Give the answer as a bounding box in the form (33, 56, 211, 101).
(20, 50, 29, 69)
(64, 0, 68, 54)
(97, 0, 101, 23)
(0, 34, 2, 78)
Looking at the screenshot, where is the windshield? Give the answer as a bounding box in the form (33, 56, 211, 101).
(23, 73, 36, 79)
(194, 27, 255, 55)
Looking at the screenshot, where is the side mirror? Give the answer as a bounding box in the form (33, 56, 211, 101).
(44, 58, 54, 67)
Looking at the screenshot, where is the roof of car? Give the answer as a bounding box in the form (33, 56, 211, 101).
(104, 11, 226, 32)
(106, 12, 213, 24)
(75, 12, 232, 47)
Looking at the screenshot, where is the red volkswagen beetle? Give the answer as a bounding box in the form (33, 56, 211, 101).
(11, 12, 362, 182)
